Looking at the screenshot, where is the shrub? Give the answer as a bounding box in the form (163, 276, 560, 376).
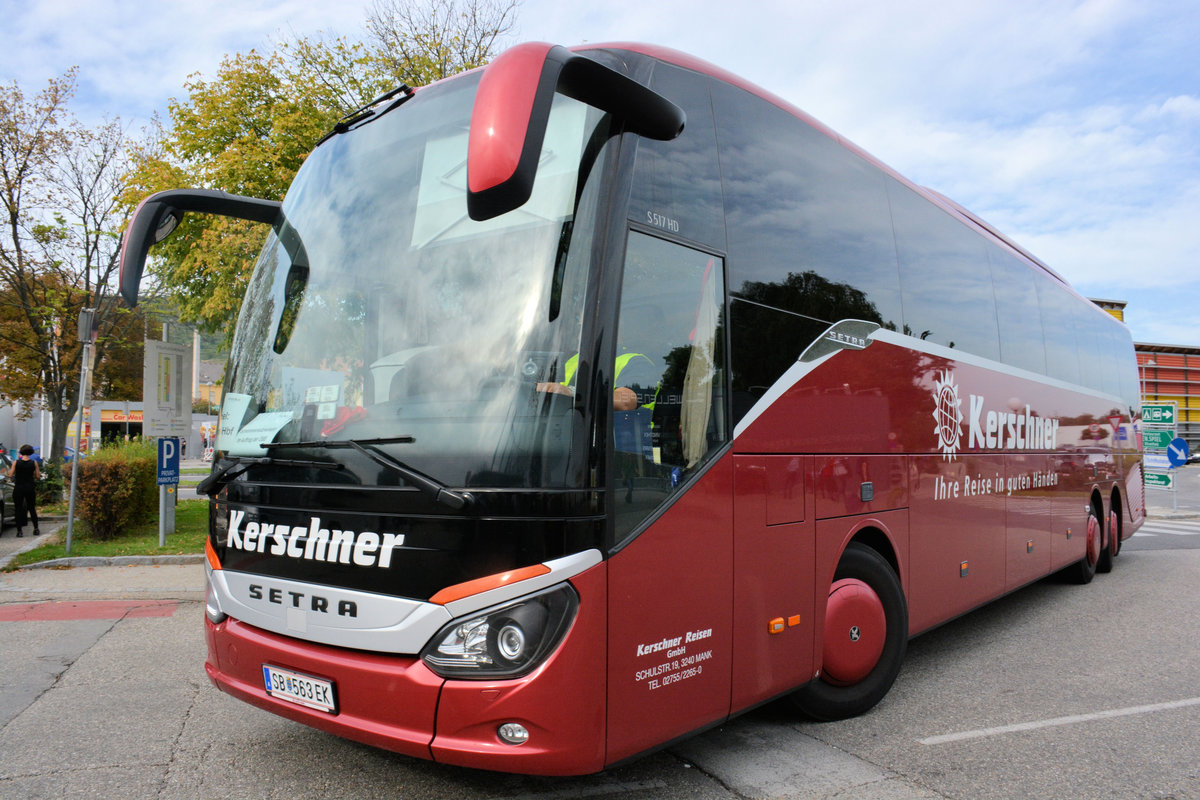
(72, 439, 158, 540)
(37, 460, 65, 505)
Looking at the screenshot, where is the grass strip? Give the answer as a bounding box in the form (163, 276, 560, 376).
(4, 499, 208, 571)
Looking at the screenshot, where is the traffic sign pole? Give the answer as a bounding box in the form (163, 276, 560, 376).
(157, 437, 181, 544)
(1141, 401, 1180, 509)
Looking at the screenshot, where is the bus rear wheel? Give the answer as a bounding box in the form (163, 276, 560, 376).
(790, 542, 908, 721)
(1070, 507, 1101, 584)
(1097, 507, 1120, 574)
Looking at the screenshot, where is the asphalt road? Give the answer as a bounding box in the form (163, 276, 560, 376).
(1, 518, 1197, 798)
(0, 464, 1196, 798)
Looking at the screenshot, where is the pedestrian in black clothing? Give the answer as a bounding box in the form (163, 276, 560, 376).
(6, 444, 41, 537)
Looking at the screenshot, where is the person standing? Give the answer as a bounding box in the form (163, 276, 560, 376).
(6, 444, 41, 538)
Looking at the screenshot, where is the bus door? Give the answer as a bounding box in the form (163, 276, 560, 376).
(604, 232, 733, 764)
(731, 455, 816, 710)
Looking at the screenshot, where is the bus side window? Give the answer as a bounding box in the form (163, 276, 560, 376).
(613, 231, 727, 542)
(711, 79, 902, 424)
(988, 244, 1048, 375)
(887, 177, 1001, 360)
(628, 63, 725, 252)
(1035, 273, 1082, 386)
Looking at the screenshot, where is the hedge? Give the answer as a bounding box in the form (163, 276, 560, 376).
(71, 439, 158, 540)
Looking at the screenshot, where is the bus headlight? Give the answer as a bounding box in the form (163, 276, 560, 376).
(421, 584, 578, 678)
(205, 580, 227, 625)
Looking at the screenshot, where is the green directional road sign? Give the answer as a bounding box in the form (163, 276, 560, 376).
(1143, 429, 1175, 449)
(1145, 470, 1174, 490)
(1143, 403, 1177, 425)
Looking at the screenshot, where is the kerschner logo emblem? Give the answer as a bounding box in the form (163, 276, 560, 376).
(930, 370, 1062, 462)
(932, 370, 964, 461)
(226, 510, 404, 569)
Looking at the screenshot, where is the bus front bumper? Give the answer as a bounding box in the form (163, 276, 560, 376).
(203, 565, 608, 775)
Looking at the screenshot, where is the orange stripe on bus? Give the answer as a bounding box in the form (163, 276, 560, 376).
(205, 538, 223, 571)
(428, 564, 551, 605)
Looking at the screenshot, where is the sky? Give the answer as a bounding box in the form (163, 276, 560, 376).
(3, 0, 1197, 346)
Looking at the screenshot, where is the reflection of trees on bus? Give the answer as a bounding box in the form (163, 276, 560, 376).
(729, 266, 964, 456)
(730, 269, 884, 423)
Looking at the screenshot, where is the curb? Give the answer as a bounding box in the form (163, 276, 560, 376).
(18, 554, 205, 570)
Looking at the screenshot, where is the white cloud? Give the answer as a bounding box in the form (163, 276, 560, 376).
(1, 0, 355, 125)
(1150, 95, 1200, 121)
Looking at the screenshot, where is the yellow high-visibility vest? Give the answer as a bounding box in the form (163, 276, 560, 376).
(561, 353, 657, 411)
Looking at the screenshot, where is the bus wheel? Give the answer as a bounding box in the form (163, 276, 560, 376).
(1109, 507, 1122, 558)
(1071, 508, 1101, 584)
(790, 542, 907, 721)
(1097, 507, 1115, 574)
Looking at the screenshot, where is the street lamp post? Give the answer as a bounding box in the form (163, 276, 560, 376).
(65, 308, 98, 555)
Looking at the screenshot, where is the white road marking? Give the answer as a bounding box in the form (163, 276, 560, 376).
(919, 697, 1200, 745)
(1133, 520, 1200, 537)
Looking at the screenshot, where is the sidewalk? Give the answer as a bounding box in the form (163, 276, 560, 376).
(0, 457, 212, 601)
(0, 520, 205, 603)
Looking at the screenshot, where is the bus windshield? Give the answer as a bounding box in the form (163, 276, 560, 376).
(220, 72, 612, 490)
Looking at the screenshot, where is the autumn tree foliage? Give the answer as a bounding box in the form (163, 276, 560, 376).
(0, 72, 146, 465)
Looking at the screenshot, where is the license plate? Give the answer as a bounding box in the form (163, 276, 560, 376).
(262, 665, 337, 713)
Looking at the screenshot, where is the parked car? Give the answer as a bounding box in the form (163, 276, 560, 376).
(0, 451, 14, 530)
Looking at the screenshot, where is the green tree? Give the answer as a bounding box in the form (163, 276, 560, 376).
(1, 72, 145, 465)
(123, 48, 339, 331)
(127, 0, 520, 335)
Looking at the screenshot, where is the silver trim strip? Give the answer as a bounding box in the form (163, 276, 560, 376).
(733, 324, 1128, 440)
(208, 548, 603, 654)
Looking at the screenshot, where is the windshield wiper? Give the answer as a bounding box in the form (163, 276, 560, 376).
(317, 85, 414, 144)
(261, 437, 473, 511)
(195, 454, 343, 497)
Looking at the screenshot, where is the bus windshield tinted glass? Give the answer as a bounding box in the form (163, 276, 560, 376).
(221, 73, 611, 489)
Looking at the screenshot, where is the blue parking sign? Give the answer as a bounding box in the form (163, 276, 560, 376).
(157, 437, 181, 485)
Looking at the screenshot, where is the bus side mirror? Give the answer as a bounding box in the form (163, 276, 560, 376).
(466, 42, 686, 222)
(119, 189, 282, 308)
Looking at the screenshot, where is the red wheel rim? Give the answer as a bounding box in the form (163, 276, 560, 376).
(1109, 510, 1119, 557)
(822, 578, 886, 686)
(1086, 513, 1100, 566)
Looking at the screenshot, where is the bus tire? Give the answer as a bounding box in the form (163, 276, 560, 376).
(1096, 510, 1114, 573)
(1070, 507, 1101, 584)
(1108, 506, 1122, 558)
(790, 542, 907, 722)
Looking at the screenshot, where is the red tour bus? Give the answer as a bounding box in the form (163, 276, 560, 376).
(119, 42, 1144, 775)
